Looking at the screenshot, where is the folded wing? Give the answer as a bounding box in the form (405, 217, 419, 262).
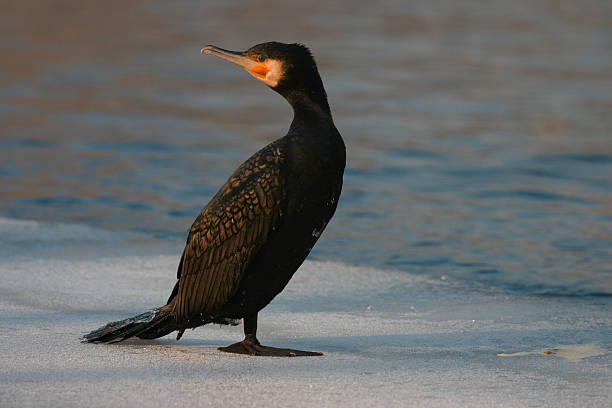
(172, 146, 286, 325)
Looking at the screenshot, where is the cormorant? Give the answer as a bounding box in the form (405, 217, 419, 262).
(82, 42, 346, 356)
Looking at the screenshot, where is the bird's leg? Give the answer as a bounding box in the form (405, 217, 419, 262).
(218, 313, 322, 357)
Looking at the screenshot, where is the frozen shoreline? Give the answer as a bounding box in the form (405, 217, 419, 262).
(1, 218, 611, 407)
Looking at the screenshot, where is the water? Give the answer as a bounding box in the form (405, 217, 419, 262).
(2, 0, 612, 298)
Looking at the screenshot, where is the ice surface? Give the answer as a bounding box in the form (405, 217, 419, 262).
(1, 218, 611, 407)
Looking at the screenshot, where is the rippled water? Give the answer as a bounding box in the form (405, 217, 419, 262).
(2, 0, 611, 296)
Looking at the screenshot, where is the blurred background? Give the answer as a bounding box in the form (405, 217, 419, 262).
(1, 0, 611, 296)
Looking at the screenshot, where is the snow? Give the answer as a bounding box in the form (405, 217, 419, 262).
(1, 218, 611, 407)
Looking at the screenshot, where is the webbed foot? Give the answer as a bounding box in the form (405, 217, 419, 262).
(218, 334, 322, 357)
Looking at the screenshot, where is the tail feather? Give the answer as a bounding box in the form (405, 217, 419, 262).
(82, 306, 176, 343)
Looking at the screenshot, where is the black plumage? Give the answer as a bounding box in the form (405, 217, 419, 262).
(83, 42, 345, 356)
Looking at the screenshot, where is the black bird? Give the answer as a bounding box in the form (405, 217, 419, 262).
(83, 42, 346, 356)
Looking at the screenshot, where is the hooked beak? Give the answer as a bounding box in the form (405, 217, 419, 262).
(201, 45, 269, 80)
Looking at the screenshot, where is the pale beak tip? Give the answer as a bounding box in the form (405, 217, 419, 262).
(201, 45, 215, 55)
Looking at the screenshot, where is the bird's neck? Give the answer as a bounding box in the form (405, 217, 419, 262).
(284, 86, 332, 129)
(285, 88, 345, 167)
(285, 88, 331, 117)
(277, 70, 331, 119)
(288, 98, 334, 134)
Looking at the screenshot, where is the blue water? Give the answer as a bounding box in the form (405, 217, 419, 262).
(1, 0, 611, 298)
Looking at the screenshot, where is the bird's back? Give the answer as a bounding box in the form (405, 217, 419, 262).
(171, 120, 344, 327)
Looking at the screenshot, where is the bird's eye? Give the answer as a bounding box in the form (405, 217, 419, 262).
(258, 55, 266, 62)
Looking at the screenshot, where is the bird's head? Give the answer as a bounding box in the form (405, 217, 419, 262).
(201, 42, 330, 114)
